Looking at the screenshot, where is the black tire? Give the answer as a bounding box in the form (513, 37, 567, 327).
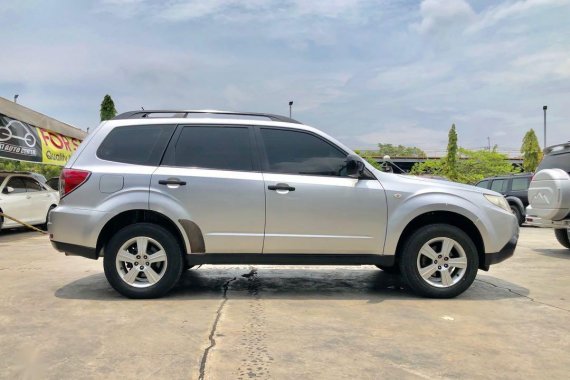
(399, 224, 479, 298)
(510, 205, 524, 226)
(41, 205, 56, 231)
(375, 265, 400, 274)
(103, 223, 184, 299)
(554, 229, 570, 249)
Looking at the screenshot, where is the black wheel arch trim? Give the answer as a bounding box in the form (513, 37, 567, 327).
(482, 235, 518, 269)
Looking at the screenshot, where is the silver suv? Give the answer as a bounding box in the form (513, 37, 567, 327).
(48, 110, 518, 299)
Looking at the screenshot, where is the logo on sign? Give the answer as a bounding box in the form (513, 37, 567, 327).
(0, 120, 37, 147)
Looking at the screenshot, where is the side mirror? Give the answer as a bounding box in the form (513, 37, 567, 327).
(346, 154, 365, 178)
(3, 186, 14, 194)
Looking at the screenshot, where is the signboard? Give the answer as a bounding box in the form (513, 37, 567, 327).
(0, 113, 82, 166)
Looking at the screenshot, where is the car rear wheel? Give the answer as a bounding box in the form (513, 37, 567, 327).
(554, 228, 570, 250)
(103, 223, 183, 299)
(41, 205, 56, 231)
(399, 224, 478, 298)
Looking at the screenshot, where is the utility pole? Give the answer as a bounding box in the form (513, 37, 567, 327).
(289, 101, 293, 118)
(543, 105, 547, 149)
(487, 137, 491, 152)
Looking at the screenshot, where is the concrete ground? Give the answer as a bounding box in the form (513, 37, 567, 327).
(0, 227, 569, 380)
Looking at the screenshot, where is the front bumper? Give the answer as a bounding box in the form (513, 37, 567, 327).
(484, 234, 517, 267)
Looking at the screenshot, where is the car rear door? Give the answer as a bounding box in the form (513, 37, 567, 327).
(510, 177, 530, 206)
(257, 127, 387, 254)
(150, 125, 265, 253)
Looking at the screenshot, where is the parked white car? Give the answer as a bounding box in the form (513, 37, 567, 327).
(0, 171, 59, 230)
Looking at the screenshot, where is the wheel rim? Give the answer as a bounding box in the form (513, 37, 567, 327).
(115, 236, 168, 288)
(416, 237, 468, 288)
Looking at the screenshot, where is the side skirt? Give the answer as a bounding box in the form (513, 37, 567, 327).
(185, 253, 395, 266)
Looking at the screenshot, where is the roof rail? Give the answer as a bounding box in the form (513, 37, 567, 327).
(544, 142, 570, 155)
(113, 110, 302, 124)
(0, 171, 34, 174)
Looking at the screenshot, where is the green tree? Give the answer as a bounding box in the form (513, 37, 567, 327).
(520, 129, 542, 172)
(377, 143, 426, 158)
(0, 158, 62, 179)
(446, 124, 458, 181)
(354, 150, 382, 170)
(411, 148, 518, 184)
(100, 94, 117, 121)
(409, 159, 445, 177)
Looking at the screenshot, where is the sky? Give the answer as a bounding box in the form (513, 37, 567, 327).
(1, 0, 569, 155)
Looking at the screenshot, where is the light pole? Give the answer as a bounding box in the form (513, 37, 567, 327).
(13, 94, 19, 103)
(288, 101, 293, 118)
(543, 105, 547, 149)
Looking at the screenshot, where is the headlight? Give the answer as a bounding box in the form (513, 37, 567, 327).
(484, 194, 511, 212)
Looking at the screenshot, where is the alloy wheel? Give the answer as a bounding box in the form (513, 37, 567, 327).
(115, 236, 168, 288)
(416, 237, 468, 288)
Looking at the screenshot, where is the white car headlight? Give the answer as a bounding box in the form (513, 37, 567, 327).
(484, 194, 511, 212)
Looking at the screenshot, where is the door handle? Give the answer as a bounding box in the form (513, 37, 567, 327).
(268, 183, 295, 192)
(158, 179, 187, 186)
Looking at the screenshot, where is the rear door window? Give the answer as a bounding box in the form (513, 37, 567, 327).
(97, 124, 176, 165)
(490, 179, 508, 192)
(166, 126, 254, 171)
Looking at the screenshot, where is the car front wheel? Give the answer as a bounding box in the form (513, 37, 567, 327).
(103, 223, 184, 299)
(510, 205, 524, 226)
(399, 224, 479, 298)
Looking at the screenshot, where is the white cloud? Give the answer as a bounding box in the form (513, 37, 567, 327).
(414, 0, 570, 36)
(97, 0, 376, 22)
(2, 0, 570, 152)
(355, 125, 448, 151)
(470, 0, 570, 32)
(414, 0, 475, 35)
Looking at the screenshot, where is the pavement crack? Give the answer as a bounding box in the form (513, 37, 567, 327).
(475, 278, 570, 313)
(198, 277, 236, 380)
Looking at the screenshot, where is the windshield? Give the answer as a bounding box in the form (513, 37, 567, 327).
(537, 153, 570, 173)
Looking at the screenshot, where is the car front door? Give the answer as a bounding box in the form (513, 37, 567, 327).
(0, 176, 31, 226)
(151, 125, 265, 253)
(258, 127, 387, 254)
(490, 179, 508, 195)
(22, 177, 50, 223)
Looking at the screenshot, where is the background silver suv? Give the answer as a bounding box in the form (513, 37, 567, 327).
(48, 110, 518, 299)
